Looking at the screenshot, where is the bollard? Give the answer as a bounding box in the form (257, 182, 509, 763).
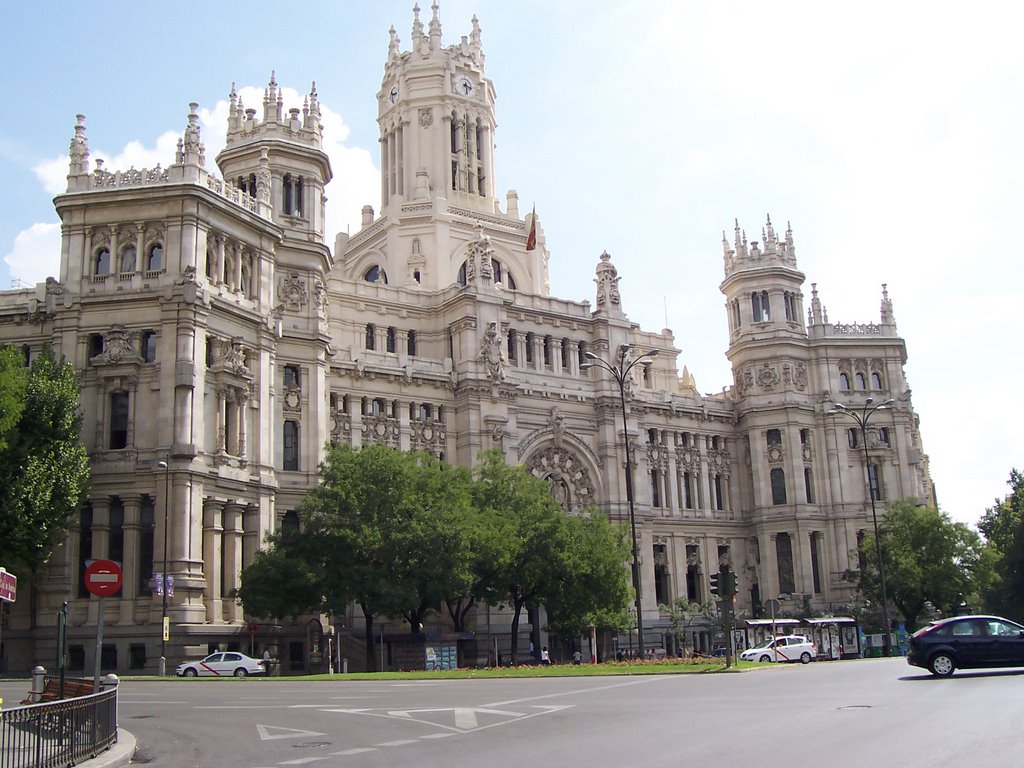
(342, 658, 348, 674)
(30, 665, 46, 702)
(102, 673, 119, 690)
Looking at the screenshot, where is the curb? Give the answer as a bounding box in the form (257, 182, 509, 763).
(79, 728, 136, 768)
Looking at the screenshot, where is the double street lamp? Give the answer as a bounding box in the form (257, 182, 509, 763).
(826, 397, 895, 657)
(157, 460, 170, 676)
(581, 344, 658, 658)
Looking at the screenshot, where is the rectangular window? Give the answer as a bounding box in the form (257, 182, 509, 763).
(109, 499, 124, 565)
(879, 427, 890, 446)
(110, 392, 129, 449)
(101, 643, 117, 671)
(78, 505, 93, 598)
(653, 544, 670, 606)
(770, 468, 787, 505)
(810, 533, 822, 594)
(386, 327, 397, 353)
(141, 331, 157, 363)
(365, 324, 376, 351)
(766, 429, 782, 447)
(139, 497, 155, 596)
(283, 420, 299, 471)
(68, 645, 86, 671)
(507, 330, 517, 363)
(868, 464, 882, 501)
(714, 474, 724, 510)
(129, 643, 147, 670)
(284, 365, 300, 387)
(848, 428, 858, 448)
(804, 467, 815, 503)
(800, 429, 809, 445)
(650, 471, 661, 508)
(683, 472, 693, 509)
(407, 330, 417, 357)
(525, 333, 534, 364)
(776, 533, 795, 594)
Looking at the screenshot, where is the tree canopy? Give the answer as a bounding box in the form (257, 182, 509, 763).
(859, 501, 982, 630)
(0, 347, 90, 578)
(977, 469, 1024, 622)
(236, 445, 632, 667)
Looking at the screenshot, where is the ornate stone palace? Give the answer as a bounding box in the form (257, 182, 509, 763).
(0, 5, 932, 673)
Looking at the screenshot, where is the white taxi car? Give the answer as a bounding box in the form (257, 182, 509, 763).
(740, 635, 816, 664)
(176, 651, 265, 677)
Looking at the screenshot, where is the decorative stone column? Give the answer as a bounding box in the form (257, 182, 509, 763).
(203, 499, 225, 623)
(222, 503, 244, 623)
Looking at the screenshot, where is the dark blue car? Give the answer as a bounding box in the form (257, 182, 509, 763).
(906, 614, 1024, 677)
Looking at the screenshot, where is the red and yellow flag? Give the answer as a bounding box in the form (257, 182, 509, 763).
(526, 205, 537, 251)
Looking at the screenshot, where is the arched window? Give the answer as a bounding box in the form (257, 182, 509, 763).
(120, 246, 136, 273)
(457, 261, 467, 286)
(147, 244, 164, 271)
(871, 372, 883, 389)
(855, 373, 867, 390)
(95, 248, 111, 275)
(839, 373, 850, 391)
(363, 265, 388, 284)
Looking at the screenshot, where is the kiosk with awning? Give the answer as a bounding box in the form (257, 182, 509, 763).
(801, 617, 860, 659)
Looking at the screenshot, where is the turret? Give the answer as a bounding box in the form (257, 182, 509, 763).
(216, 74, 332, 243)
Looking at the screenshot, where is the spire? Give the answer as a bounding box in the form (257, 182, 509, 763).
(429, 1, 442, 48)
(264, 72, 282, 122)
(388, 25, 400, 63)
(228, 83, 239, 130)
(182, 102, 205, 167)
(68, 113, 90, 177)
(411, 3, 424, 46)
(810, 282, 823, 325)
(764, 213, 777, 251)
(880, 283, 895, 325)
(594, 250, 623, 316)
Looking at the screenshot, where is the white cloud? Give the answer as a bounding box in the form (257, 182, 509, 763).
(3, 222, 61, 285)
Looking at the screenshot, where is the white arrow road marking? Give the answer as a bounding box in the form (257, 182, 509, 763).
(256, 724, 329, 741)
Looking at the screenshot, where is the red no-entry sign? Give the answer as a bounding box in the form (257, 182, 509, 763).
(84, 559, 123, 597)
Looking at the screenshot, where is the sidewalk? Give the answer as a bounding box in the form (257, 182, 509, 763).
(80, 729, 136, 768)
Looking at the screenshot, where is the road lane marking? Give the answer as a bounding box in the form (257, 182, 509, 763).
(483, 676, 666, 707)
(419, 733, 454, 739)
(257, 724, 328, 741)
(331, 748, 376, 755)
(377, 739, 420, 746)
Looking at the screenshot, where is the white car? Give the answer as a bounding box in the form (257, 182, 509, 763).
(740, 635, 816, 664)
(176, 651, 265, 677)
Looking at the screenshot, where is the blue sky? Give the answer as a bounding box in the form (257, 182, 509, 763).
(2, 1, 1020, 526)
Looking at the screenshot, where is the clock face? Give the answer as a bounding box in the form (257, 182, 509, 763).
(387, 85, 399, 105)
(455, 75, 475, 97)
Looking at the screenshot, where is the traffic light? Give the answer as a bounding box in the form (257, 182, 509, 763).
(721, 568, 737, 598)
(710, 571, 721, 597)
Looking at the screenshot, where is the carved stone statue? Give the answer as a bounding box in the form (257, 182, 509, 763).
(477, 321, 505, 382)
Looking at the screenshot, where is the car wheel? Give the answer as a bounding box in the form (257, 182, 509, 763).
(234, 668, 248, 678)
(759, 654, 772, 663)
(184, 668, 198, 677)
(800, 652, 812, 664)
(929, 653, 955, 677)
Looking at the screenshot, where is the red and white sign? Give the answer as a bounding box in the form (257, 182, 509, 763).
(84, 559, 123, 597)
(0, 567, 16, 603)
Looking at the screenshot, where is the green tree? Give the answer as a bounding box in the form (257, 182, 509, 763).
(859, 501, 981, 630)
(978, 469, 1024, 621)
(661, 597, 715, 656)
(0, 346, 26, 452)
(544, 512, 632, 641)
(0, 347, 89, 581)
(293, 443, 473, 670)
(235, 531, 322, 622)
(470, 450, 570, 663)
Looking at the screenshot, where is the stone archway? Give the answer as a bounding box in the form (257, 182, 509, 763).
(525, 445, 596, 514)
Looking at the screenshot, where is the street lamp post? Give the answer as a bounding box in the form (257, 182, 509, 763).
(581, 343, 658, 659)
(157, 460, 170, 676)
(826, 397, 895, 657)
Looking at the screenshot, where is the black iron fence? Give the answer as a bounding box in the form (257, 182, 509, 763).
(0, 686, 117, 768)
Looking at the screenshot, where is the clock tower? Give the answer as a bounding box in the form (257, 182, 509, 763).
(377, 2, 497, 218)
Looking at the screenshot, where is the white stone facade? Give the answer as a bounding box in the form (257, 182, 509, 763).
(0, 6, 932, 674)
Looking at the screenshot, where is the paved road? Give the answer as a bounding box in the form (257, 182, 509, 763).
(5, 659, 1023, 767)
